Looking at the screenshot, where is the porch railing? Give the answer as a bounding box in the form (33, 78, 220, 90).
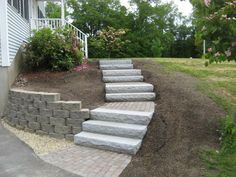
(30, 18, 88, 58)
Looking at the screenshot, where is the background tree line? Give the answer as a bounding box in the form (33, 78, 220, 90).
(46, 0, 200, 58)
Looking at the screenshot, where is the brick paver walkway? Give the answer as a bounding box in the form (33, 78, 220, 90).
(40, 145, 131, 177)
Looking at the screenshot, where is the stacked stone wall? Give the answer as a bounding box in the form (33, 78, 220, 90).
(3, 89, 89, 141)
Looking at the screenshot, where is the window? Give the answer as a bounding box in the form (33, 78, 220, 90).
(8, 0, 29, 21)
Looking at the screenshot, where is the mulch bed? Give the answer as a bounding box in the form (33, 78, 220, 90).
(13, 60, 105, 110)
(120, 59, 226, 177)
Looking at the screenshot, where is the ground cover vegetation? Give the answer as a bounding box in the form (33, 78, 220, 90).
(157, 58, 236, 177)
(24, 28, 83, 71)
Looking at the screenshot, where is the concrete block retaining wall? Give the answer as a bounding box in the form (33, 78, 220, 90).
(3, 89, 89, 141)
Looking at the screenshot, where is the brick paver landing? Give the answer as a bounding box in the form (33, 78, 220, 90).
(40, 145, 131, 177)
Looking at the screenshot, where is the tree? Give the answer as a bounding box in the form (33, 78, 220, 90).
(191, 0, 236, 63)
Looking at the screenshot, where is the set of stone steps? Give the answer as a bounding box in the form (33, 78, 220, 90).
(74, 59, 155, 155)
(101, 59, 156, 102)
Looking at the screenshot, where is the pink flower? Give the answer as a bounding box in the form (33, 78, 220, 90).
(225, 49, 231, 57)
(204, 0, 211, 7)
(208, 48, 213, 52)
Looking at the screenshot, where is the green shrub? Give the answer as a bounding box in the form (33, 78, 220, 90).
(24, 27, 83, 71)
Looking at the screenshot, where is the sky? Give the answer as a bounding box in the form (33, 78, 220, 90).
(120, 0, 193, 17)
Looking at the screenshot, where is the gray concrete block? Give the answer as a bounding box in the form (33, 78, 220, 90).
(28, 122, 41, 130)
(50, 117, 66, 126)
(74, 132, 141, 155)
(19, 119, 28, 127)
(34, 100, 46, 109)
(62, 101, 82, 111)
(55, 125, 72, 134)
(47, 101, 64, 110)
(41, 123, 54, 133)
(41, 93, 60, 102)
(11, 118, 19, 126)
(37, 116, 50, 124)
(65, 134, 74, 141)
(25, 128, 35, 133)
(16, 124, 25, 130)
(103, 76, 143, 83)
(40, 109, 53, 117)
(49, 133, 65, 139)
(72, 126, 82, 134)
(67, 118, 83, 127)
(28, 106, 39, 115)
(70, 109, 90, 119)
(53, 110, 69, 118)
(36, 130, 48, 136)
(25, 114, 37, 122)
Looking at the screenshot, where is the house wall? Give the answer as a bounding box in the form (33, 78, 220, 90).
(7, 4, 30, 64)
(0, 46, 24, 117)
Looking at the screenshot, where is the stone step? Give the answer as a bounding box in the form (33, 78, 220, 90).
(83, 120, 147, 139)
(105, 82, 154, 93)
(103, 76, 143, 83)
(91, 108, 153, 125)
(100, 64, 133, 70)
(74, 132, 142, 154)
(99, 59, 132, 65)
(102, 69, 141, 76)
(106, 92, 156, 102)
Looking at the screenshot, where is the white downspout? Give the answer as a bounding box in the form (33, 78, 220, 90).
(61, 0, 65, 25)
(0, 1, 10, 66)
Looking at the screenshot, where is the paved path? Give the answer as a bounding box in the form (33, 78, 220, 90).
(40, 146, 131, 177)
(0, 122, 80, 177)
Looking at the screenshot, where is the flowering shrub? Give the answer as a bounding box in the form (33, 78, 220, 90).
(201, 0, 236, 64)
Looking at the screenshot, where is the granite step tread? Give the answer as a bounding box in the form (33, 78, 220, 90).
(74, 131, 142, 154)
(103, 76, 143, 83)
(83, 120, 147, 139)
(91, 108, 153, 125)
(99, 59, 132, 65)
(106, 92, 156, 102)
(102, 69, 141, 76)
(105, 82, 154, 93)
(100, 64, 133, 70)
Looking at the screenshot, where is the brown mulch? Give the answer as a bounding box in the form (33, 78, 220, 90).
(120, 59, 226, 177)
(13, 61, 105, 110)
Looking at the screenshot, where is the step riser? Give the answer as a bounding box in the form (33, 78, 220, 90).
(83, 123, 147, 139)
(106, 93, 155, 102)
(74, 135, 141, 155)
(100, 65, 133, 70)
(91, 110, 152, 125)
(106, 85, 153, 93)
(103, 76, 143, 83)
(99, 60, 132, 65)
(102, 70, 141, 76)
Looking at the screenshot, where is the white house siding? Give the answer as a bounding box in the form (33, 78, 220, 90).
(0, 32, 2, 66)
(7, 4, 30, 64)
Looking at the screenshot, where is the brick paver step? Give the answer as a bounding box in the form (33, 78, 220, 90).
(83, 120, 147, 139)
(103, 76, 143, 82)
(106, 82, 154, 93)
(74, 132, 142, 154)
(106, 92, 156, 102)
(102, 69, 141, 76)
(91, 108, 153, 125)
(100, 64, 133, 70)
(99, 59, 132, 65)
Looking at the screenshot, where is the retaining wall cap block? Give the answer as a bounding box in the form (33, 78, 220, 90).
(62, 101, 82, 111)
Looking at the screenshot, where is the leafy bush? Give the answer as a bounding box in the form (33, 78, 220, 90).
(24, 27, 83, 71)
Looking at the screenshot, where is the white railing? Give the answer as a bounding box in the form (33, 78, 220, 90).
(30, 18, 88, 58)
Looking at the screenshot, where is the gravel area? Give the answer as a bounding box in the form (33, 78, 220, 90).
(1, 119, 75, 155)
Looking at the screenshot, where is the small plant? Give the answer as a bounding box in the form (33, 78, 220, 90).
(24, 27, 84, 71)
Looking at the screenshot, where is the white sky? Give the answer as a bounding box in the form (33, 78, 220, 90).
(120, 0, 193, 17)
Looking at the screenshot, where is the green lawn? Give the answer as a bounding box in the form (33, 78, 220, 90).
(155, 58, 236, 177)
